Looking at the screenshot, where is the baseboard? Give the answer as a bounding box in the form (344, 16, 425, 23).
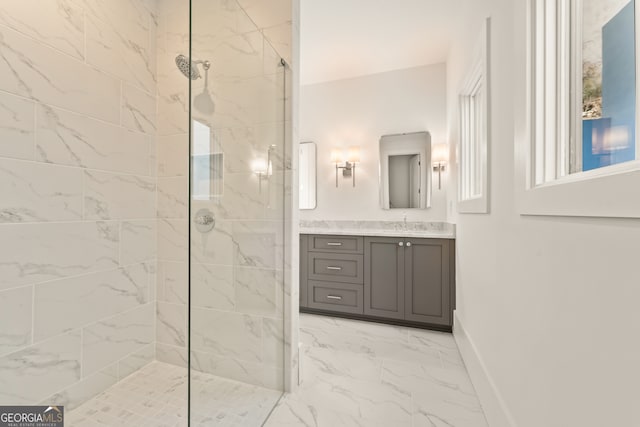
(453, 311, 517, 427)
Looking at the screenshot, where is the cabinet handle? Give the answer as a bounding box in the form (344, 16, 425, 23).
(326, 295, 342, 300)
(398, 242, 404, 247)
(326, 266, 342, 271)
(327, 242, 342, 246)
(406, 242, 412, 247)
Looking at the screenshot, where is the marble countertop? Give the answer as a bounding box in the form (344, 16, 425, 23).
(299, 220, 456, 239)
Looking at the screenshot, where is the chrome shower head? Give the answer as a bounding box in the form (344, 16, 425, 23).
(175, 54, 211, 80)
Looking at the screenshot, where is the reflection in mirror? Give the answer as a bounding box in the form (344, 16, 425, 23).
(380, 132, 431, 209)
(299, 142, 317, 209)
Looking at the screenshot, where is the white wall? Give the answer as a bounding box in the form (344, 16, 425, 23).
(449, 1, 640, 426)
(300, 64, 449, 221)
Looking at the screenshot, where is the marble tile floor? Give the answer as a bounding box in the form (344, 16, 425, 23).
(264, 313, 488, 427)
(66, 361, 282, 426)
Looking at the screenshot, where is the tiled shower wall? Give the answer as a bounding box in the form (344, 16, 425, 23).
(155, 0, 294, 391)
(0, 0, 158, 408)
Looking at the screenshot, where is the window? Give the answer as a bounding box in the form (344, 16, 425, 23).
(458, 18, 490, 214)
(518, 0, 640, 218)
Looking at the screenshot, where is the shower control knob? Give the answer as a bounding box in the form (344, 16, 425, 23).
(194, 209, 215, 233)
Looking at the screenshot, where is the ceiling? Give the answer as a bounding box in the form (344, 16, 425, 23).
(300, 0, 464, 85)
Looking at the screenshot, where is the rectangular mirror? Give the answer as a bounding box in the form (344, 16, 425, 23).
(299, 141, 317, 209)
(379, 132, 432, 209)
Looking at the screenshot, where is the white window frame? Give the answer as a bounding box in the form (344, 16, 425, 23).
(458, 17, 491, 214)
(516, 0, 640, 218)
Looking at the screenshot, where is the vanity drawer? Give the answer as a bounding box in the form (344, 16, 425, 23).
(309, 235, 363, 254)
(308, 280, 363, 314)
(308, 253, 364, 284)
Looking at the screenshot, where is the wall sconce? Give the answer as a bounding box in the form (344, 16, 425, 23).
(432, 143, 448, 190)
(251, 157, 272, 193)
(332, 146, 360, 187)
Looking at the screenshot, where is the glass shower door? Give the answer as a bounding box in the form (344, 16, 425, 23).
(188, 0, 287, 424)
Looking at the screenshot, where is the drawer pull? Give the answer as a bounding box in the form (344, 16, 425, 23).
(327, 242, 343, 246)
(326, 295, 343, 300)
(326, 266, 342, 271)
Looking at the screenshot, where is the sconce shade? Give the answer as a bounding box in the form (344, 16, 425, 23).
(330, 149, 342, 164)
(251, 158, 268, 174)
(348, 146, 360, 163)
(432, 143, 449, 164)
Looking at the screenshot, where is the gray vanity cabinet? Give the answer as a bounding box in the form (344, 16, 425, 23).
(300, 234, 455, 330)
(364, 237, 405, 320)
(404, 239, 451, 326)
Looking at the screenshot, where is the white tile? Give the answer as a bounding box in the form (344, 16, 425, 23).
(234, 267, 279, 317)
(232, 221, 283, 268)
(157, 83, 189, 136)
(0, 286, 32, 356)
(120, 220, 157, 265)
(263, 23, 292, 66)
(122, 84, 157, 134)
(157, 176, 188, 218)
(191, 263, 234, 310)
(160, 261, 188, 304)
(0, 331, 81, 404)
(84, 170, 156, 220)
(156, 343, 187, 368)
(118, 343, 155, 380)
(412, 388, 488, 427)
(0, 26, 120, 123)
(157, 134, 188, 177)
(0, 91, 35, 160)
(191, 308, 262, 363)
(302, 346, 383, 384)
(0, 221, 119, 290)
(33, 264, 149, 342)
(0, 0, 85, 59)
(85, 1, 156, 93)
(381, 360, 477, 399)
(189, 217, 233, 265)
(82, 303, 154, 376)
(236, 0, 291, 29)
(0, 158, 83, 223)
(158, 219, 188, 262)
(41, 364, 118, 411)
(36, 104, 150, 175)
(262, 317, 285, 368)
(301, 313, 408, 343)
(156, 302, 187, 347)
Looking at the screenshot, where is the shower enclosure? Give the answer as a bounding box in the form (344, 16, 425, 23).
(0, 0, 294, 425)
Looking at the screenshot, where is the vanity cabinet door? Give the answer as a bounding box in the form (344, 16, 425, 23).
(364, 237, 405, 320)
(404, 239, 451, 326)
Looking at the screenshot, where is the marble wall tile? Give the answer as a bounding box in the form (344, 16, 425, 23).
(191, 263, 234, 310)
(156, 342, 188, 368)
(118, 343, 155, 380)
(85, 1, 156, 93)
(191, 0, 247, 44)
(0, 331, 81, 405)
(84, 170, 156, 220)
(157, 83, 189, 135)
(263, 23, 292, 66)
(158, 219, 188, 262)
(157, 176, 188, 218)
(159, 261, 188, 304)
(0, 0, 85, 60)
(0, 91, 35, 160)
(194, 31, 264, 81)
(190, 349, 265, 387)
(235, 267, 279, 317)
(0, 221, 119, 290)
(156, 301, 187, 347)
(233, 221, 283, 269)
(190, 218, 234, 265)
(0, 26, 120, 123)
(0, 158, 83, 223)
(263, 317, 284, 368)
(236, 0, 291, 30)
(122, 84, 157, 135)
(33, 264, 149, 342)
(120, 220, 157, 265)
(191, 308, 262, 363)
(36, 105, 150, 176)
(157, 134, 188, 177)
(82, 303, 154, 376)
(0, 286, 32, 357)
(41, 364, 117, 411)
